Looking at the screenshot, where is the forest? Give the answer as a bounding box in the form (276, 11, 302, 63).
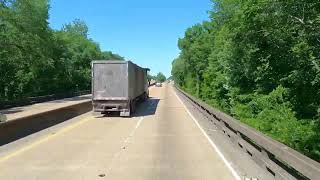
(0, 0, 123, 102)
(172, 0, 320, 161)
(148, 72, 167, 83)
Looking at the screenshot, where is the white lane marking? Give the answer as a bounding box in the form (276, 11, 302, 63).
(106, 117, 144, 176)
(172, 88, 241, 180)
(126, 117, 144, 142)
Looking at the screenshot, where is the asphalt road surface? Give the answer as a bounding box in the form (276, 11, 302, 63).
(0, 84, 270, 180)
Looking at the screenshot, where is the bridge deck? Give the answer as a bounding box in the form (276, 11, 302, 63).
(0, 85, 265, 179)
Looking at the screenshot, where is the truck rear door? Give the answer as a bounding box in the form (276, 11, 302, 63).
(92, 62, 128, 100)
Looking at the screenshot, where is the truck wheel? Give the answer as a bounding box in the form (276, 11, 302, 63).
(131, 100, 136, 113)
(143, 92, 148, 101)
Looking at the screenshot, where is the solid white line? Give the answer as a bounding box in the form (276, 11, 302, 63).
(172, 88, 241, 180)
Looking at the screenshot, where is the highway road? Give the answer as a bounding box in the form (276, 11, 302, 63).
(0, 84, 272, 180)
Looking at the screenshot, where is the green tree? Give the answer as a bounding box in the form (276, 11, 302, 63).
(171, 0, 320, 161)
(0, 0, 55, 99)
(0, 1, 124, 101)
(55, 20, 103, 91)
(147, 74, 155, 82)
(156, 72, 166, 83)
(62, 19, 88, 38)
(100, 51, 124, 60)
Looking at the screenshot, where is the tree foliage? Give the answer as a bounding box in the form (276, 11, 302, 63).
(0, 0, 123, 101)
(156, 72, 166, 83)
(172, 0, 320, 161)
(147, 74, 155, 82)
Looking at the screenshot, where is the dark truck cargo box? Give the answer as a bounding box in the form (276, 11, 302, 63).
(92, 60, 149, 116)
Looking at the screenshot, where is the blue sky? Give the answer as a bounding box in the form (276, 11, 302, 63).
(49, 0, 211, 77)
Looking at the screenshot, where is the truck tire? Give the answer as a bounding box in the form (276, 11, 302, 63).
(143, 92, 148, 101)
(131, 100, 136, 113)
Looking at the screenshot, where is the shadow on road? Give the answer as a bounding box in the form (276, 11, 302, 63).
(133, 97, 160, 117)
(95, 97, 160, 118)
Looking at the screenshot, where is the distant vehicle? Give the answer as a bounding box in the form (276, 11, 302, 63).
(155, 82, 162, 87)
(92, 60, 149, 117)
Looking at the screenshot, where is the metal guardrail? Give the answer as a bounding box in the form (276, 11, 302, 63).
(175, 86, 320, 180)
(0, 90, 91, 110)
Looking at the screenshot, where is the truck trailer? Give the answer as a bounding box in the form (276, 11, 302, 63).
(92, 60, 149, 116)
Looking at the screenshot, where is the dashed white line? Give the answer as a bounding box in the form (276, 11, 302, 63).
(106, 116, 144, 176)
(172, 87, 242, 180)
(126, 117, 144, 142)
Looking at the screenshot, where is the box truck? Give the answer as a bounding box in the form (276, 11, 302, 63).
(92, 61, 149, 116)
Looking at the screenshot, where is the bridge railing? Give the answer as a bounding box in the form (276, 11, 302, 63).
(176, 86, 320, 180)
(0, 90, 91, 110)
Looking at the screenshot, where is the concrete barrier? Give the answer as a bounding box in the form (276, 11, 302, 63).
(0, 100, 91, 146)
(0, 90, 90, 110)
(0, 113, 6, 123)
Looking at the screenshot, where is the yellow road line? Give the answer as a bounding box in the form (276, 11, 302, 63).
(0, 116, 93, 163)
